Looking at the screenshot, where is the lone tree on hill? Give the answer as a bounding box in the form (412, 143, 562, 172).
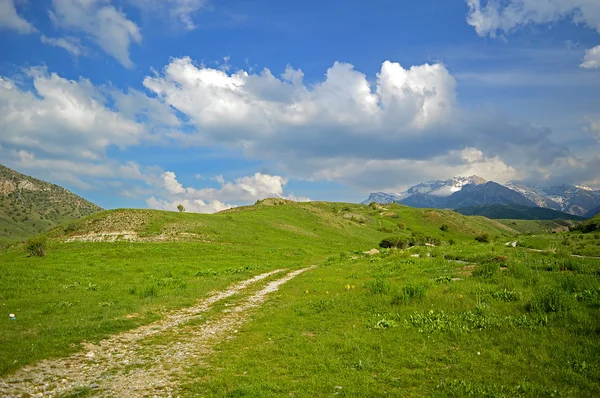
(177, 204, 185, 213)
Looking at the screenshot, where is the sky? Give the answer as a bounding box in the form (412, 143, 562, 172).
(0, 0, 599, 212)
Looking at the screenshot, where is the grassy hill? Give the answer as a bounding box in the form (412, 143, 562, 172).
(496, 219, 579, 234)
(46, 200, 518, 246)
(1, 200, 599, 396)
(579, 213, 600, 233)
(0, 164, 102, 247)
(455, 204, 585, 221)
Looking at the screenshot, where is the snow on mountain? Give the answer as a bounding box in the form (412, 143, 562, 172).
(403, 176, 486, 198)
(362, 176, 600, 216)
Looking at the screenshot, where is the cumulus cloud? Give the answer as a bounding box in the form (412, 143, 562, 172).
(146, 197, 233, 214)
(0, 0, 36, 33)
(143, 58, 456, 140)
(142, 57, 568, 189)
(146, 171, 308, 213)
(466, 0, 600, 37)
(0, 68, 147, 159)
(581, 45, 600, 68)
(40, 35, 88, 57)
(465, 0, 600, 68)
(310, 147, 521, 192)
(128, 0, 208, 30)
(50, 0, 142, 68)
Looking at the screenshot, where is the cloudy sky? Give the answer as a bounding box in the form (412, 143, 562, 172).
(1, 0, 599, 212)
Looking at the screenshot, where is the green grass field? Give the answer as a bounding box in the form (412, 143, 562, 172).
(1, 201, 599, 396)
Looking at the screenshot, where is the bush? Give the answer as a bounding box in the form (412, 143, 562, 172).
(473, 262, 500, 279)
(392, 283, 427, 305)
(379, 236, 412, 249)
(474, 233, 491, 243)
(26, 235, 47, 257)
(527, 289, 572, 314)
(365, 278, 391, 295)
(440, 224, 449, 232)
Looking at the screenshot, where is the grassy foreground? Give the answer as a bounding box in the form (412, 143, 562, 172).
(1, 200, 599, 396)
(182, 245, 600, 397)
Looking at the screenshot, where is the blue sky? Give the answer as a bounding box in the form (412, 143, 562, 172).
(1, 0, 599, 212)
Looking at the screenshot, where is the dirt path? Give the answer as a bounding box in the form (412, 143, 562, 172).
(0, 267, 314, 397)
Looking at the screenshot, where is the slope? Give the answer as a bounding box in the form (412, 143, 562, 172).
(454, 204, 585, 220)
(0, 164, 102, 246)
(0, 199, 517, 376)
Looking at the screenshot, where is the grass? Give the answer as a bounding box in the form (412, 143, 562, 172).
(179, 245, 600, 397)
(1, 200, 599, 396)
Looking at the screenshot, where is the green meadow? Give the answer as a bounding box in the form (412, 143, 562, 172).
(1, 200, 599, 396)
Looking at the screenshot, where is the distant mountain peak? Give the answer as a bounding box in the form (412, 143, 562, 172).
(362, 175, 600, 216)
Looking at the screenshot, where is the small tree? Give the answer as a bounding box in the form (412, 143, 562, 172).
(474, 233, 491, 243)
(177, 204, 185, 213)
(26, 235, 47, 257)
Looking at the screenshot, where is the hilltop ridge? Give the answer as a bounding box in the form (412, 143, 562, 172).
(0, 164, 103, 246)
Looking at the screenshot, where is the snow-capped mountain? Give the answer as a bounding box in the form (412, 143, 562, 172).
(362, 176, 600, 216)
(404, 175, 487, 197)
(361, 176, 486, 205)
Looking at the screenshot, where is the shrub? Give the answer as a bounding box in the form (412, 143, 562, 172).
(379, 236, 408, 249)
(392, 283, 427, 305)
(365, 278, 391, 295)
(473, 262, 500, 279)
(440, 224, 449, 232)
(26, 235, 47, 257)
(474, 233, 491, 243)
(527, 289, 572, 314)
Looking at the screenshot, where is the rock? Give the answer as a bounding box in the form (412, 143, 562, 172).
(363, 249, 380, 255)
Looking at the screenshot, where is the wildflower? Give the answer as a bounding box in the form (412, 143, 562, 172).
(345, 284, 351, 290)
(351, 285, 356, 289)
(305, 290, 309, 294)
(459, 295, 464, 299)
(326, 291, 329, 294)
(429, 310, 434, 314)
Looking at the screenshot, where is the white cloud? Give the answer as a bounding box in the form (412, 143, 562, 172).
(146, 197, 233, 213)
(40, 35, 88, 57)
(0, 0, 36, 33)
(128, 0, 208, 30)
(310, 147, 521, 192)
(0, 68, 147, 159)
(142, 57, 569, 189)
(466, 0, 600, 37)
(50, 0, 142, 68)
(586, 116, 600, 141)
(158, 171, 291, 202)
(143, 57, 457, 145)
(147, 171, 308, 213)
(465, 1, 600, 68)
(581, 45, 600, 68)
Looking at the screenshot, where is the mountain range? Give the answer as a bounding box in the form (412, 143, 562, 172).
(362, 176, 600, 217)
(0, 164, 103, 247)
